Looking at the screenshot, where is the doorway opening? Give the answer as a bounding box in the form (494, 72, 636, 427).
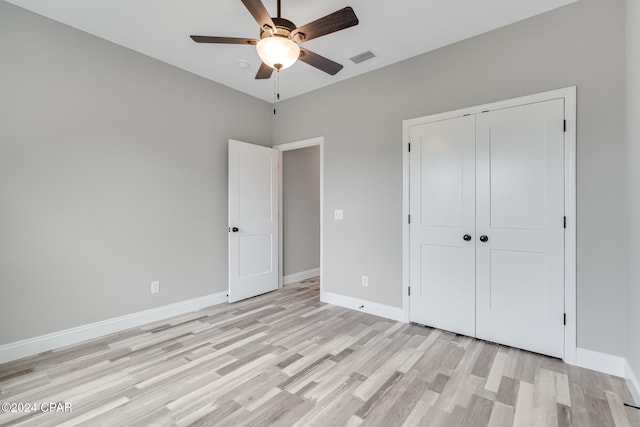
(274, 137, 324, 295)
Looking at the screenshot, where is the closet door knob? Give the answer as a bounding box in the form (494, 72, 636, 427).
(463, 234, 472, 241)
(479, 235, 488, 242)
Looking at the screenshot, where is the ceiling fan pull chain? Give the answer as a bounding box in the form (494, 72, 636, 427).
(273, 68, 281, 115)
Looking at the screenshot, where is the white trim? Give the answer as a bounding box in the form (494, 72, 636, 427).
(274, 137, 324, 296)
(277, 148, 284, 289)
(402, 115, 410, 324)
(563, 87, 578, 365)
(575, 348, 626, 377)
(402, 86, 578, 363)
(273, 137, 324, 151)
(321, 291, 404, 322)
(626, 361, 640, 405)
(284, 268, 320, 285)
(0, 292, 227, 364)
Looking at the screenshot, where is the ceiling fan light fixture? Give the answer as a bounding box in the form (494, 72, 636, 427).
(256, 36, 300, 70)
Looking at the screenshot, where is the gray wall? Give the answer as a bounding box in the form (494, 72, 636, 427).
(273, 0, 629, 356)
(627, 0, 640, 388)
(0, 1, 271, 344)
(282, 146, 320, 277)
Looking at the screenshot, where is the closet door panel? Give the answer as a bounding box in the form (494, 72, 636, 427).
(409, 116, 476, 336)
(475, 99, 565, 358)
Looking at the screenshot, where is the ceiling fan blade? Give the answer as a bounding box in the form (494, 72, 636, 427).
(241, 0, 276, 31)
(298, 48, 343, 75)
(190, 36, 257, 45)
(255, 62, 274, 79)
(292, 7, 359, 42)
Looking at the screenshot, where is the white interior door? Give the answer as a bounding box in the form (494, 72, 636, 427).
(475, 100, 565, 358)
(228, 140, 278, 303)
(409, 115, 476, 336)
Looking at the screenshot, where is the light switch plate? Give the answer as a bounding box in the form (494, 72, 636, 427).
(334, 209, 344, 220)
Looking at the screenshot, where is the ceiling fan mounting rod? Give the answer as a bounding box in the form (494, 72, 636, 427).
(277, 0, 281, 18)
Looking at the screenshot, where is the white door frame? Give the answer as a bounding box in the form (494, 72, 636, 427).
(273, 137, 324, 294)
(402, 87, 577, 364)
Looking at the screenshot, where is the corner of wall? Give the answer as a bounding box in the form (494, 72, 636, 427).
(627, 0, 640, 407)
(626, 360, 640, 405)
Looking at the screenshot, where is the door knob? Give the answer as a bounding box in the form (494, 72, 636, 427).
(230, 227, 239, 232)
(463, 234, 472, 241)
(479, 235, 488, 242)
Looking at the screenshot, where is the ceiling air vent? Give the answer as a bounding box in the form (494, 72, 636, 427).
(350, 50, 376, 64)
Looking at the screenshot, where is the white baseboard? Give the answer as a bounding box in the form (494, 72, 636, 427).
(284, 268, 320, 285)
(321, 290, 404, 322)
(575, 348, 627, 377)
(626, 360, 640, 405)
(0, 291, 228, 364)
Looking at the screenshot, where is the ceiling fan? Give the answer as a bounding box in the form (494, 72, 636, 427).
(190, 0, 359, 80)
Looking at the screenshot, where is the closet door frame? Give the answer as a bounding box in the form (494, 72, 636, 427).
(401, 86, 577, 364)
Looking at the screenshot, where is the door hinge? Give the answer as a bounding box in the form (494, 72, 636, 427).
(408, 142, 411, 152)
(408, 214, 411, 224)
(563, 120, 567, 132)
(564, 216, 567, 229)
(408, 286, 411, 296)
(563, 313, 567, 325)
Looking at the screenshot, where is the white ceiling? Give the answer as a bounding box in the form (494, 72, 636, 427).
(6, 0, 578, 102)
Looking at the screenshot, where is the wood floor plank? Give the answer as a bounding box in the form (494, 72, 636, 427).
(624, 404, 640, 426)
(353, 347, 415, 401)
(496, 376, 519, 407)
(0, 277, 636, 427)
(487, 401, 515, 427)
(294, 372, 366, 426)
(557, 403, 572, 427)
(485, 351, 508, 393)
(459, 393, 494, 427)
(355, 371, 404, 419)
(434, 339, 484, 412)
(568, 381, 590, 427)
(584, 394, 616, 427)
(401, 388, 439, 426)
(533, 368, 559, 426)
(360, 369, 428, 427)
(472, 342, 500, 379)
(512, 380, 534, 427)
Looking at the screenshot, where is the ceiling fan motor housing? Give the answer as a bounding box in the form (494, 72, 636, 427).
(260, 17, 298, 40)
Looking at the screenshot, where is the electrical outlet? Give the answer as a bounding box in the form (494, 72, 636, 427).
(361, 275, 368, 287)
(151, 281, 160, 294)
(334, 209, 344, 220)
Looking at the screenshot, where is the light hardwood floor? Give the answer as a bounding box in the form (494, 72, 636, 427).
(0, 278, 638, 426)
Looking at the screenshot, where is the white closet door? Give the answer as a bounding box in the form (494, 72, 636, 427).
(409, 115, 476, 336)
(475, 100, 565, 358)
(228, 140, 279, 303)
